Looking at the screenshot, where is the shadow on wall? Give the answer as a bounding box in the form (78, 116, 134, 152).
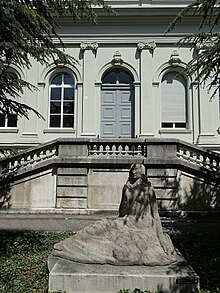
(178, 173, 220, 212)
(0, 180, 12, 209)
(148, 168, 220, 214)
(0, 148, 19, 209)
(165, 169, 220, 213)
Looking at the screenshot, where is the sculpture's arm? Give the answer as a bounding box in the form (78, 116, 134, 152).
(119, 184, 131, 217)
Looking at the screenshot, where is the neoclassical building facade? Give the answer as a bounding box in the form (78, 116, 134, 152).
(1, 0, 219, 151)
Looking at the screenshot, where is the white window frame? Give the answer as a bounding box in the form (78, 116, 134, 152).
(48, 73, 75, 128)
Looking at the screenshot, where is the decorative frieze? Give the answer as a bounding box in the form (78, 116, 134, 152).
(80, 42, 98, 51)
(137, 41, 156, 51)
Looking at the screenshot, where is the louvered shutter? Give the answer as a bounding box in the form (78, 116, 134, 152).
(161, 72, 187, 123)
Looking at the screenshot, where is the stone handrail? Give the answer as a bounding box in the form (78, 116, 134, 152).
(176, 141, 220, 173)
(1, 138, 220, 179)
(0, 139, 59, 177)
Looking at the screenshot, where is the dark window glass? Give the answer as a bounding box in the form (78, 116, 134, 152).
(64, 88, 74, 100)
(102, 72, 117, 84)
(63, 115, 74, 127)
(50, 115, 61, 127)
(0, 114, 5, 127)
(63, 102, 74, 114)
(7, 114, 17, 127)
(118, 71, 133, 84)
(51, 74, 62, 85)
(175, 122, 187, 128)
(102, 70, 133, 84)
(51, 88, 61, 100)
(50, 102, 61, 113)
(161, 122, 173, 128)
(64, 74, 74, 85)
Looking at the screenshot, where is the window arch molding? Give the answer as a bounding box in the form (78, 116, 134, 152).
(96, 62, 139, 84)
(40, 63, 82, 85)
(101, 67, 134, 85)
(153, 61, 193, 85)
(5, 64, 25, 80)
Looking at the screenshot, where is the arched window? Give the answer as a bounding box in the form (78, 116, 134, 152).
(102, 69, 133, 85)
(161, 72, 187, 128)
(0, 72, 18, 128)
(49, 73, 75, 128)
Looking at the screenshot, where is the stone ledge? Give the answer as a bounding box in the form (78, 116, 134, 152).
(48, 255, 199, 293)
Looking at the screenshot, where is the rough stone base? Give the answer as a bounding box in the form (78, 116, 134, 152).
(48, 254, 199, 293)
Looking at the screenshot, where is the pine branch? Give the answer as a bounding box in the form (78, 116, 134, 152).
(0, 0, 115, 118)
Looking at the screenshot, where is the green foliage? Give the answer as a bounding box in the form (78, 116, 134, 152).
(170, 231, 220, 292)
(0, 230, 219, 292)
(0, 231, 73, 293)
(194, 290, 220, 293)
(119, 230, 220, 293)
(118, 289, 156, 293)
(118, 289, 220, 293)
(167, 0, 220, 96)
(0, 0, 113, 118)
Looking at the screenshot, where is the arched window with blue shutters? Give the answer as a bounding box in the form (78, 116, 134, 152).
(161, 71, 187, 129)
(49, 73, 75, 128)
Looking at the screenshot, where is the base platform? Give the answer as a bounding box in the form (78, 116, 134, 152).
(48, 253, 199, 293)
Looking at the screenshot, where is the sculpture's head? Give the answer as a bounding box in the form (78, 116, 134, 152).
(129, 164, 145, 182)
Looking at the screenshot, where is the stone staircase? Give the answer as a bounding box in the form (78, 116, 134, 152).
(0, 138, 220, 214)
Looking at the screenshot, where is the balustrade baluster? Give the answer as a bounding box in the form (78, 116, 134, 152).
(99, 145, 103, 155)
(106, 145, 110, 155)
(137, 145, 142, 156)
(124, 145, 129, 155)
(93, 145, 98, 155)
(112, 144, 116, 155)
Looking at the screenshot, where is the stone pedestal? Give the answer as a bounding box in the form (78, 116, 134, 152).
(48, 254, 199, 293)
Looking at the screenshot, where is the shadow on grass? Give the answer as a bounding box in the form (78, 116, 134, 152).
(170, 230, 220, 292)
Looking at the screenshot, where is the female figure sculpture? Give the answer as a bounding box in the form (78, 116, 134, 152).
(52, 164, 178, 266)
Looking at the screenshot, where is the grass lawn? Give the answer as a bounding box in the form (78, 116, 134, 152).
(0, 229, 219, 293)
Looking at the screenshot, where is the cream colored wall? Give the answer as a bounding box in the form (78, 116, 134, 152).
(9, 169, 56, 209)
(0, 7, 219, 150)
(87, 169, 129, 209)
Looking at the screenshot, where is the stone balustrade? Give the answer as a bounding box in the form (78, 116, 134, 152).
(89, 139, 145, 157)
(0, 140, 59, 177)
(1, 138, 220, 212)
(176, 142, 220, 173)
(1, 138, 220, 180)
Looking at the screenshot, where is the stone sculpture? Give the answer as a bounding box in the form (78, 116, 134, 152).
(52, 164, 178, 266)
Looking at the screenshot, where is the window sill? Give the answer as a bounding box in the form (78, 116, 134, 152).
(159, 129, 192, 134)
(0, 128, 18, 133)
(43, 128, 76, 134)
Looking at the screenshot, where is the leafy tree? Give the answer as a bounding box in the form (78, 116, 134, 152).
(0, 0, 112, 119)
(167, 0, 220, 96)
